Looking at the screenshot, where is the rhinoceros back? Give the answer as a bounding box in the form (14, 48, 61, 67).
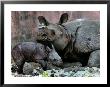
(63, 19, 100, 53)
(63, 19, 85, 37)
(14, 42, 47, 60)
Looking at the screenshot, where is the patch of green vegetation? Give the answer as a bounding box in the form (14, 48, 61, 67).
(42, 71, 49, 77)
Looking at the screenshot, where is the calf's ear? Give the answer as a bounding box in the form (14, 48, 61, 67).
(38, 16, 49, 26)
(59, 13, 68, 25)
(46, 46, 52, 53)
(51, 44, 55, 50)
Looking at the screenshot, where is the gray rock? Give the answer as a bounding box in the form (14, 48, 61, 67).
(59, 74, 67, 77)
(64, 67, 73, 72)
(88, 50, 100, 67)
(63, 62, 82, 68)
(46, 61, 61, 70)
(32, 67, 44, 76)
(23, 62, 41, 75)
(32, 69, 39, 76)
(72, 67, 100, 77)
(72, 66, 85, 72)
(51, 69, 56, 73)
(23, 62, 33, 75)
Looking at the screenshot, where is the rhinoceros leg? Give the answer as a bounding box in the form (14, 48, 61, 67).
(12, 56, 25, 74)
(12, 47, 25, 74)
(16, 60, 25, 74)
(87, 50, 100, 68)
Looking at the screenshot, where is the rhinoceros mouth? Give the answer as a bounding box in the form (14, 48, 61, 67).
(52, 61, 63, 67)
(36, 34, 47, 40)
(36, 34, 55, 41)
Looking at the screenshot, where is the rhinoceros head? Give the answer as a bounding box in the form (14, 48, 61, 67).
(36, 13, 68, 42)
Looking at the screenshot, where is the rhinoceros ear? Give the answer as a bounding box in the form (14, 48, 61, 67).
(51, 44, 55, 51)
(59, 13, 68, 25)
(46, 46, 52, 53)
(38, 16, 49, 26)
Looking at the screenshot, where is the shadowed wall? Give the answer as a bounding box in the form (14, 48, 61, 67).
(11, 11, 100, 47)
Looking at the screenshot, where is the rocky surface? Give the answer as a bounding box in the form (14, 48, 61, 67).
(12, 62, 100, 77)
(23, 62, 41, 75)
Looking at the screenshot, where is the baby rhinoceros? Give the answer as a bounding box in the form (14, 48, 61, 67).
(11, 42, 63, 74)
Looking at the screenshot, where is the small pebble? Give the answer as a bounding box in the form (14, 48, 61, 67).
(50, 73, 54, 77)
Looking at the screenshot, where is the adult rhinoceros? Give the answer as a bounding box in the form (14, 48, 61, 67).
(36, 13, 100, 67)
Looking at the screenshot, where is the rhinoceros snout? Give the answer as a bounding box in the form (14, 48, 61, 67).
(58, 61, 63, 66)
(54, 60, 63, 67)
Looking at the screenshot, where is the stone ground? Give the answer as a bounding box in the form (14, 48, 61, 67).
(11, 62, 100, 77)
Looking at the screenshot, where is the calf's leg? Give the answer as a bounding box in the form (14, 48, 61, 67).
(12, 48, 25, 74)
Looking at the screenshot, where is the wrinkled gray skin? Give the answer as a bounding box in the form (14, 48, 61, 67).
(12, 42, 63, 74)
(36, 13, 100, 67)
(63, 19, 100, 53)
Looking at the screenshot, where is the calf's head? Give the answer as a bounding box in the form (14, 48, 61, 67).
(46, 44, 63, 66)
(36, 13, 68, 42)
